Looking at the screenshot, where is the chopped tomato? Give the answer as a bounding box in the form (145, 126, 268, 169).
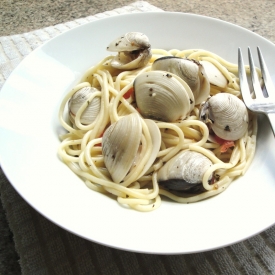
(213, 135, 235, 153)
(215, 136, 235, 153)
(123, 87, 134, 99)
(220, 140, 235, 153)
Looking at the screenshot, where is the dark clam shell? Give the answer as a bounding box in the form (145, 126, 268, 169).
(158, 179, 205, 194)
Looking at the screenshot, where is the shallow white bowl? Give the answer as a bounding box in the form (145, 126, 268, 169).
(1, 12, 275, 254)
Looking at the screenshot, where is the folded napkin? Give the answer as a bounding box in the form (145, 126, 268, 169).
(1, 1, 275, 275)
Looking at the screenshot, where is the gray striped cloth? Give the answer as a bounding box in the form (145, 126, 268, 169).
(1, 2, 275, 274)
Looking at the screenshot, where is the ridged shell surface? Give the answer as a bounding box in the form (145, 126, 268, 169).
(157, 150, 212, 189)
(107, 32, 150, 52)
(134, 71, 194, 122)
(202, 93, 249, 140)
(152, 57, 210, 104)
(68, 86, 101, 125)
(102, 113, 142, 184)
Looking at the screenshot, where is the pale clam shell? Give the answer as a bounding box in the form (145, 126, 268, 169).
(106, 32, 152, 70)
(68, 86, 101, 125)
(102, 113, 161, 184)
(200, 93, 249, 141)
(134, 71, 195, 122)
(157, 150, 213, 191)
(110, 47, 152, 70)
(141, 119, 161, 175)
(152, 57, 210, 105)
(102, 113, 142, 183)
(107, 32, 150, 52)
(200, 60, 227, 88)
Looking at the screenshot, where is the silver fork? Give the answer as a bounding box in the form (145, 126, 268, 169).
(238, 47, 275, 136)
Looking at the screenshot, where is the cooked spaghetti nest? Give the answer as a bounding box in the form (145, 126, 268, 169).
(58, 48, 258, 212)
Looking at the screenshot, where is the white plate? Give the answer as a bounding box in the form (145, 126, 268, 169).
(1, 12, 275, 254)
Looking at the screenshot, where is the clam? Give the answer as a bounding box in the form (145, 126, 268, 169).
(157, 150, 213, 192)
(102, 113, 161, 184)
(152, 56, 210, 104)
(199, 60, 227, 88)
(134, 71, 195, 122)
(106, 32, 152, 70)
(199, 93, 249, 141)
(68, 86, 101, 125)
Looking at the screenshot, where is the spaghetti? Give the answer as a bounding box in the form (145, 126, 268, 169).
(58, 48, 258, 212)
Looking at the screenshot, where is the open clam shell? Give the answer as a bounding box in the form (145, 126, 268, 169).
(134, 71, 195, 122)
(200, 60, 227, 88)
(152, 56, 210, 105)
(109, 48, 152, 70)
(106, 32, 152, 70)
(102, 113, 161, 184)
(68, 86, 101, 125)
(199, 93, 249, 141)
(107, 32, 150, 52)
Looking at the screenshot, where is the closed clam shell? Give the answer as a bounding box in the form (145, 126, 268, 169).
(157, 150, 213, 192)
(152, 56, 210, 104)
(134, 71, 195, 122)
(200, 93, 249, 141)
(68, 86, 101, 125)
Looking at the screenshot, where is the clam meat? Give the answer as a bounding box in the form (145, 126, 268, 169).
(102, 113, 161, 184)
(68, 86, 101, 125)
(106, 32, 152, 70)
(199, 93, 249, 141)
(152, 56, 210, 104)
(134, 70, 195, 122)
(157, 150, 213, 193)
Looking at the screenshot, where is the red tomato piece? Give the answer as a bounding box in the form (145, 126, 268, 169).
(220, 140, 235, 153)
(123, 87, 134, 99)
(213, 135, 235, 153)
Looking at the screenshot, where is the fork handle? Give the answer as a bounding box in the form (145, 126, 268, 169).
(267, 113, 275, 137)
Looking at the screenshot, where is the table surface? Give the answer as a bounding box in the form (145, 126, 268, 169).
(1, 0, 275, 44)
(1, 1, 275, 275)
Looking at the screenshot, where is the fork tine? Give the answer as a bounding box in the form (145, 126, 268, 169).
(239, 47, 275, 137)
(238, 48, 252, 106)
(257, 47, 275, 99)
(248, 47, 264, 99)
